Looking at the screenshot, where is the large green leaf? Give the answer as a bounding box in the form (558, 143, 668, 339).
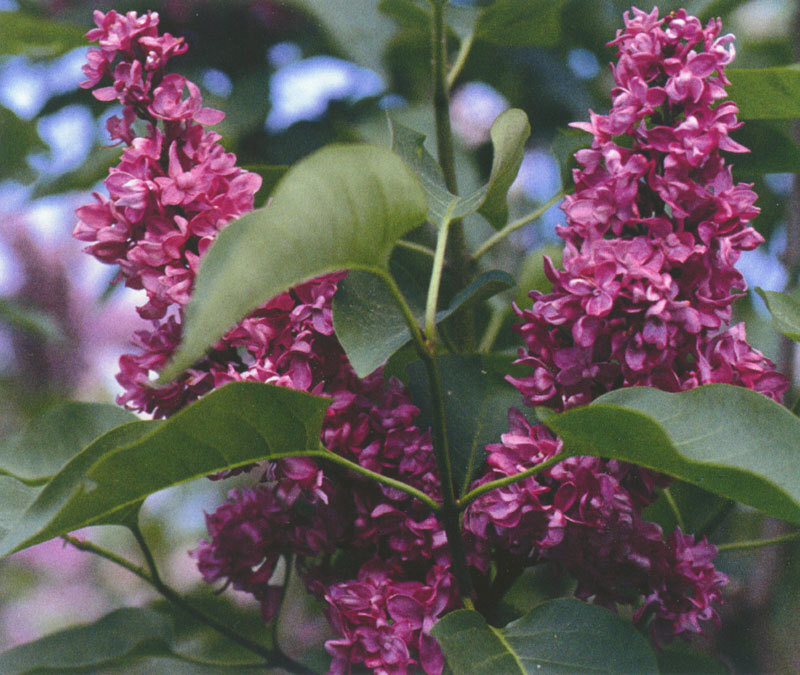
(389, 110, 530, 229)
(474, 0, 567, 48)
(0, 105, 45, 182)
(389, 117, 454, 225)
(0, 607, 259, 673)
(0, 12, 87, 58)
(727, 66, 800, 120)
(240, 164, 289, 209)
(0, 382, 331, 557)
(541, 384, 800, 527)
(405, 354, 524, 496)
(0, 402, 137, 484)
(160, 143, 427, 381)
(0, 477, 41, 540)
(756, 288, 800, 342)
(333, 268, 513, 377)
(431, 599, 658, 673)
(729, 121, 800, 177)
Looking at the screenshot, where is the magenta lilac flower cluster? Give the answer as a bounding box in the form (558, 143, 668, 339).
(74, 11, 455, 673)
(465, 6, 786, 647)
(73, 9, 262, 417)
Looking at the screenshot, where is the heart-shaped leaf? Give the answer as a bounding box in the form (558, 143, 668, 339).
(431, 599, 658, 673)
(756, 288, 800, 342)
(541, 384, 800, 527)
(727, 66, 800, 120)
(0, 382, 331, 557)
(0, 403, 137, 484)
(333, 269, 513, 377)
(160, 143, 427, 381)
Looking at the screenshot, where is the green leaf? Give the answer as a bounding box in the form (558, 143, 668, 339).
(378, 0, 430, 34)
(0, 12, 87, 58)
(0, 402, 137, 484)
(727, 66, 800, 120)
(389, 116, 454, 225)
(238, 165, 288, 209)
(333, 268, 513, 377)
(0, 607, 258, 673)
(0, 105, 45, 182)
(288, 0, 397, 77)
(729, 121, 800, 178)
(160, 143, 427, 381)
(31, 145, 119, 199)
(478, 108, 531, 228)
(406, 354, 524, 496)
(656, 645, 727, 674)
(756, 288, 800, 342)
(0, 382, 331, 557)
(276, 559, 334, 673)
(431, 599, 658, 674)
(389, 109, 530, 229)
(542, 384, 800, 527)
(552, 126, 590, 191)
(0, 477, 41, 540)
(474, 0, 567, 48)
(0, 297, 65, 342)
(515, 244, 562, 307)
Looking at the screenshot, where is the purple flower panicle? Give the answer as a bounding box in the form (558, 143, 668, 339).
(467, 6, 786, 647)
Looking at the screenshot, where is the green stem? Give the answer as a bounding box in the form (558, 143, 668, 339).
(458, 451, 568, 510)
(446, 30, 474, 91)
(396, 239, 436, 259)
(373, 258, 475, 602)
(431, 1, 458, 197)
(662, 487, 685, 531)
(698, 499, 736, 538)
(473, 191, 565, 260)
(716, 530, 800, 553)
(308, 448, 441, 512)
(62, 534, 311, 672)
(478, 301, 511, 353)
(421, 348, 475, 602)
(431, 0, 474, 351)
(426, 217, 452, 338)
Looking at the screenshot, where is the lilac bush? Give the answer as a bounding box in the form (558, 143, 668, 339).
(4, 2, 800, 673)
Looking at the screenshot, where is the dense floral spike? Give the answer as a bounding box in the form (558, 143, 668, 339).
(467, 6, 784, 647)
(511, 7, 787, 411)
(74, 9, 261, 417)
